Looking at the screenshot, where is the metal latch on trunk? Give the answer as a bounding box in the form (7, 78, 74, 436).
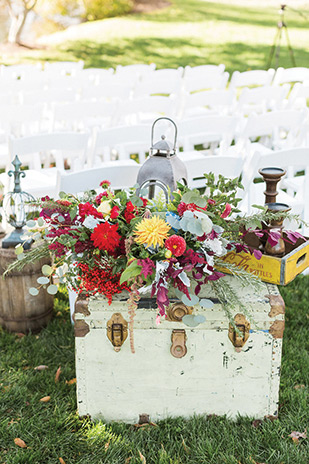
(166, 302, 193, 322)
(228, 313, 250, 348)
(171, 329, 187, 358)
(107, 313, 128, 351)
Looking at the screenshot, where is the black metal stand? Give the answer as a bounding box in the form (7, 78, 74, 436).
(267, 5, 296, 69)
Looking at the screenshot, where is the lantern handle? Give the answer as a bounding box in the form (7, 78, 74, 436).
(151, 117, 177, 152)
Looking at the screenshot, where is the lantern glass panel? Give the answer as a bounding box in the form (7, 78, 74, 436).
(4, 191, 36, 229)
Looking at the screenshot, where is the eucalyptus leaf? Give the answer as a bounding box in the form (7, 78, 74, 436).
(174, 287, 184, 300)
(181, 294, 199, 306)
(37, 276, 50, 285)
(182, 191, 195, 204)
(42, 264, 53, 276)
(59, 191, 66, 199)
(17, 253, 25, 260)
(47, 284, 58, 295)
(199, 299, 214, 309)
(182, 314, 206, 327)
(26, 220, 36, 228)
(29, 287, 39, 296)
(58, 215, 65, 223)
(37, 217, 44, 227)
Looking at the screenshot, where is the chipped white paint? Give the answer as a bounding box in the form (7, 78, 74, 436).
(75, 276, 284, 422)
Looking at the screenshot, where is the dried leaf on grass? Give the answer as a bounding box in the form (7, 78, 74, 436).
(55, 366, 61, 383)
(288, 429, 307, 443)
(14, 438, 27, 448)
(59, 458, 66, 464)
(65, 378, 76, 385)
(104, 440, 110, 451)
(138, 450, 146, 463)
(39, 396, 51, 402)
(294, 384, 305, 390)
(125, 458, 132, 464)
(34, 365, 49, 371)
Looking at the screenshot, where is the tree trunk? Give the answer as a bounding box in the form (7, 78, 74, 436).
(7, 9, 29, 44)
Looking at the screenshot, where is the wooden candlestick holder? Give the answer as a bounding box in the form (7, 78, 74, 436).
(258, 167, 287, 204)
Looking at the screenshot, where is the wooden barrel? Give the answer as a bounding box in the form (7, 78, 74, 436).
(0, 241, 54, 333)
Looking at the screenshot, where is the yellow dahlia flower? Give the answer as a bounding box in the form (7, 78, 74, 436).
(135, 216, 171, 248)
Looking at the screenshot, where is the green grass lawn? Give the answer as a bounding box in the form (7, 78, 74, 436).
(1, 0, 308, 72)
(0, 278, 308, 464)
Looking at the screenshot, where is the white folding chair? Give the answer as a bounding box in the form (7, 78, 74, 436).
(80, 82, 132, 102)
(273, 67, 309, 86)
(51, 100, 118, 131)
(237, 109, 307, 151)
(288, 82, 309, 109)
(179, 89, 235, 119)
(115, 63, 156, 81)
(183, 72, 229, 93)
(89, 125, 150, 166)
(134, 69, 183, 97)
(116, 96, 176, 126)
(236, 84, 290, 114)
(44, 60, 84, 76)
(57, 160, 140, 195)
(183, 64, 225, 80)
(229, 69, 275, 90)
(8, 131, 91, 171)
(178, 115, 238, 152)
(184, 155, 242, 189)
(3, 131, 91, 199)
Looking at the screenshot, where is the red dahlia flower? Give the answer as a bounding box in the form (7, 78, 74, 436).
(165, 235, 186, 257)
(91, 222, 121, 253)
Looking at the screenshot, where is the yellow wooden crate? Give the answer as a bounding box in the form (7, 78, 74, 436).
(218, 234, 309, 286)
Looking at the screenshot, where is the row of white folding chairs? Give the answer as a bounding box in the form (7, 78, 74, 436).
(2, 61, 309, 88)
(1, 106, 308, 172)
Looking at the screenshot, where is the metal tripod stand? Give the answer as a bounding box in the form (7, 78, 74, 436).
(267, 4, 296, 69)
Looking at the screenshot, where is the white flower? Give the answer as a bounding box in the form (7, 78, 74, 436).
(203, 237, 225, 256)
(97, 200, 111, 216)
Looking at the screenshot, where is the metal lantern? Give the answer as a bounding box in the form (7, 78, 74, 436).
(136, 117, 187, 200)
(2, 156, 35, 250)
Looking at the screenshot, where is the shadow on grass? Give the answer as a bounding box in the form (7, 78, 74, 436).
(64, 37, 309, 72)
(133, 0, 309, 30)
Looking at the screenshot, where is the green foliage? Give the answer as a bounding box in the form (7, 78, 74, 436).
(83, 0, 133, 21)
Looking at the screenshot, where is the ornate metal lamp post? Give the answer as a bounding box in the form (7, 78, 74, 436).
(136, 117, 187, 200)
(2, 156, 35, 250)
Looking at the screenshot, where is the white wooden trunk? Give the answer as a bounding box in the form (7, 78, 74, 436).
(74, 276, 285, 423)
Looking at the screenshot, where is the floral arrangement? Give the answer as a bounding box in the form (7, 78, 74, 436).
(7, 174, 304, 352)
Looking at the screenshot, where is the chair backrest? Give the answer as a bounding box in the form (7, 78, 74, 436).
(184, 154, 242, 189)
(134, 71, 183, 97)
(0, 104, 45, 137)
(89, 125, 151, 166)
(178, 115, 238, 151)
(239, 109, 306, 142)
(44, 60, 84, 76)
(183, 64, 225, 79)
(273, 67, 309, 85)
(183, 72, 229, 93)
(237, 84, 290, 113)
(115, 63, 156, 80)
(116, 96, 176, 125)
(180, 89, 235, 119)
(81, 82, 132, 101)
(288, 82, 309, 109)
(51, 100, 118, 131)
(57, 160, 140, 195)
(229, 69, 275, 90)
(9, 131, 90, 171)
